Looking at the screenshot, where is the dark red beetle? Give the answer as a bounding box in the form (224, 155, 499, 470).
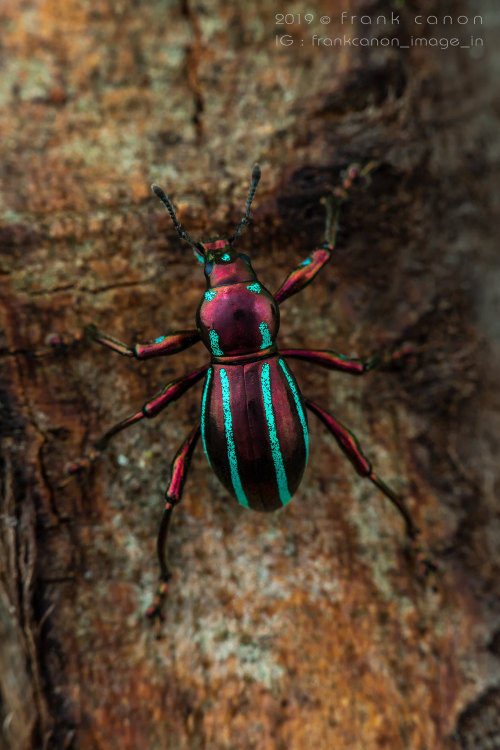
(66, 164, 433, 625)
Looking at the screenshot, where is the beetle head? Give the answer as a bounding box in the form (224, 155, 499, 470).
(201, 239, 256, 287)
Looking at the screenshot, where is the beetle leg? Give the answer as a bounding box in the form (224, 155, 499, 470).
(0, 331, 86, 358)
(281, 348, 377, 375)
(2, 328, 200, 362)
(146, 423, 201, 634)
(63, 365, 208, 479)
(84, 324, 200, 359)
(305, 397, 417, 536)
(305, 398, 436, 575)
(273, 246, 332, 305)
(280, 346, 411, 375)
(274, 162, 378, 306)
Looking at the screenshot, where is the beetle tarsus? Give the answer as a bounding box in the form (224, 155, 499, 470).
(57, 448, 101, 488)
(47, 331, 85, 352)
(145, 577, 171, 638)
(410, 534, 438, 579)
(1, 331, 86, 358)
(369, 474, 438, 579)
(368, 471, 419, 538)
(322, 193, 339, 249)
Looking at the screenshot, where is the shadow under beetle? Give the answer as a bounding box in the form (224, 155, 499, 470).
(65, 163, 434, 627)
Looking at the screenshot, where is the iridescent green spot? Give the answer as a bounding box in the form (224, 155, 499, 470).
(204, 290, 217, 301)
(278, 358, 309, 464)
(259, 321, 273, 349)
(260, 362, 290, 506)
(209, 329, 223, 356)
(155, 336, 166, 344)
(221, 253, 230, 261)
(246, 283, 261, 294)
(220, 368, 249, 508)
(299, 257, 312, 267)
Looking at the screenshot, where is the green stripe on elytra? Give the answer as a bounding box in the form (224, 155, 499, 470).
(220, 368, 249, 508)
(278, 358, 309, 464)
(260, 362, 291, 506)
(201, 368, 212, 467)
(209, 329, 223, 356)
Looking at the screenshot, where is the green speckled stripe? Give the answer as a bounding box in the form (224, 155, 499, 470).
(260, 362, 291, 506)
(201, 367, 212, 467)
(220, 368, 249, 508)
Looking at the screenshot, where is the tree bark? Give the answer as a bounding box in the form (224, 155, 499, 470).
(1, 1, 499, 748)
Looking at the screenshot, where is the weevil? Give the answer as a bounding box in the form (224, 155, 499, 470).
(65, 163, 434, 625)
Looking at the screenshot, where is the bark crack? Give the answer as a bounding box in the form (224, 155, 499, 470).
(28, 274, 161, 298)
(181, 0, 205, 141)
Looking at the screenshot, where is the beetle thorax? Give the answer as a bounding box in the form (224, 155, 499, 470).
(197, 280, 279, 358)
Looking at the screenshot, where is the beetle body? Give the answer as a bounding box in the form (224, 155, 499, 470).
(196, 238, 308, 512)
(69, 164, 433, 627)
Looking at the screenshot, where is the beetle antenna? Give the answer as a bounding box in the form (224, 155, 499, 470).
(151, 184, 204, 254)
(230, 163, 261, 242)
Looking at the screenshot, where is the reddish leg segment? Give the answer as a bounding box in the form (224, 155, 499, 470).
(281, 348, 383, 375)
(146, 423, 201, 631)
(84, 324, 200, 359)
(274, 246, 333, 306)
(66, 365, 208, 475)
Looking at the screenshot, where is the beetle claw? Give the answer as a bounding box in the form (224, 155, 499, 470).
(145, 580, 170, 637)
(58, 449, 101, 488)
(410, 535, 438, 580)
(46, 331, 85, 351)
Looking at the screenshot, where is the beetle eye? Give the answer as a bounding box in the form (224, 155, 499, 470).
(204, 261, 214, 275)
(239, 253, 250, 263)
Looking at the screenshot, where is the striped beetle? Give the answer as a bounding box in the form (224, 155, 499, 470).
(66, 164, 433, 626)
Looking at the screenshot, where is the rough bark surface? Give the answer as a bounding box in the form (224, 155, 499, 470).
(1, 1, 499, 748)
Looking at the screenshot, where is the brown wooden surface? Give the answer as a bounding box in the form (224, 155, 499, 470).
(1, 1, 499, 748)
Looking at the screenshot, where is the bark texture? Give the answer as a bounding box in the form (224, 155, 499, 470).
(1, 1, 499, 748)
